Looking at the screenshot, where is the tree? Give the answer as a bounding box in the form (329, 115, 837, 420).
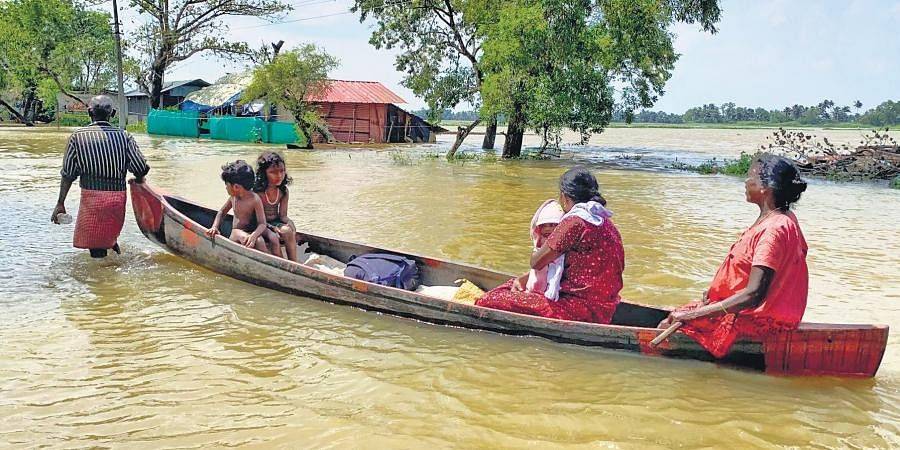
(242, 44, 339, 149)
(799, 106, 824, 125)
(480, 0, 721, 157)
(816, 99, 835, 120)
(0, 0, 117, 124)
(67, 9, 118, 93)
(858, 100, 900, 127)
(128, 0, 290, 109)
(353, 0, 500, 157)
(853, 99, 863, 116)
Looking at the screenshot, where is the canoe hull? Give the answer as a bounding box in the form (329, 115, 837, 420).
(130, 181, 888, 378)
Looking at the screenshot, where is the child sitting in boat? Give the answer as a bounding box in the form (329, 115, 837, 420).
(525, 200, 566, 300)
(254, 151, 299, 262)
(205, 160, 272, 254)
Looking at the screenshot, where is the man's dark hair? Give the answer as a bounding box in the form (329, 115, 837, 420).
(221, 160, 256, 191)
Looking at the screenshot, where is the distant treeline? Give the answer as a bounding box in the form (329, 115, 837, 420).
(418, 100, 900, 127)
(613, 99, 900, 126)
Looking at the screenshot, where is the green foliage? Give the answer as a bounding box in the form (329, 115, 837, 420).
(620, 99, 900, 127)
(668, 152, 755, 176)
(126, 121, 147, 134)
(388, 151, 414, 166)
(243, 44, 339, 148)
(858, 100, 900, 127)
(0, 0, 117, 122)
(128, 0, 290, 105)
(248, 125, 263, 144)
(353, 0, 487, 121)
(478, 0, 721, 144)
(70, 10, 118, 92)
(723, 152, 754, 175)
(391, 151, 501, 165)
(890, 176, 900, 189)
(57, 112, 90, 127)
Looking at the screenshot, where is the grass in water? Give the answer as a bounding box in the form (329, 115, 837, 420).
(669, 152, 754, 176)
(388, 151, 414, 166)
(57, 113, 91, 127)
(126, 121, 147, 134)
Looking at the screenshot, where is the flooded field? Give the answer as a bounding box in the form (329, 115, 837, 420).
(1, 126, 898, 448)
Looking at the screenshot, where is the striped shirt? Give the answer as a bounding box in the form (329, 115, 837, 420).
(60, 121, 150, 191)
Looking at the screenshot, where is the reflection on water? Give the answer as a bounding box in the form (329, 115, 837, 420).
(0, 127, 898, 448)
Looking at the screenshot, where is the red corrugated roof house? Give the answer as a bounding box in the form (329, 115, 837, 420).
(306, 80, 443, 144)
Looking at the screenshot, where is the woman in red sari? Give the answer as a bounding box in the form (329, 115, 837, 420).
(476, 167, 625, 324)
(658, 154, 809, 358)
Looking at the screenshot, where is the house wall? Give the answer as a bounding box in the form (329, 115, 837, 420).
(127, 97, 151, 121)
(311, 102, 387, 143)
(127, 95, 189, 122)
(267, 102, 436, 144)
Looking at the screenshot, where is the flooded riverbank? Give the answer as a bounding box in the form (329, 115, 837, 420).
(1, 127, 898, 448)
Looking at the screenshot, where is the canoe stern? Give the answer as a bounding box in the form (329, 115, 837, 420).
(763, 324, 890, 378)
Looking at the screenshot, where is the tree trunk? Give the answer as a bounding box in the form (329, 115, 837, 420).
(502, 101, 526, 158)
(22, 88, 37, 125)
(447, 118, 481, 159)
(314, 122, 334, 144)
(300, 126, 313, 149)
(271, 40, 284, 58)
(0, 98, 33, 126)
(293, 115, 315, 149)
(149, 53, 167, 110)
(482, 115, 497, 149)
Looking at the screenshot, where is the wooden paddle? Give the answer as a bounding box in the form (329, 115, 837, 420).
(649, 321, 683, 348)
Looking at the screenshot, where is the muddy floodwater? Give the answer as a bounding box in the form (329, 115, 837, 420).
(1, 126, 898, 448)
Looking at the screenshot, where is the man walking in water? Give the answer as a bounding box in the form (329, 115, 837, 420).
(51, 95, 150, 257)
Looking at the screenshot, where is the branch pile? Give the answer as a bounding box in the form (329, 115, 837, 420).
(760, 128, 899, 180)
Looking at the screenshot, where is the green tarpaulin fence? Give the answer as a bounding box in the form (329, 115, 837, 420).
(148, 109, 302, 145)
(147, 109, 201, 138)
(208, 116, 301, 145)
(267, 121, 300, 144)
(208, 116, 264, 142)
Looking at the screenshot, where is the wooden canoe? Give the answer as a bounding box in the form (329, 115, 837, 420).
(129, 181, 889, 378)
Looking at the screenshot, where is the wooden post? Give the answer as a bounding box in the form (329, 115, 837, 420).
(351, 104, 356, 142)
(112, 0, 127, 129)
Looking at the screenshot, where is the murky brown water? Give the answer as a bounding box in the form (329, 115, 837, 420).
(1, 126, 898, 448)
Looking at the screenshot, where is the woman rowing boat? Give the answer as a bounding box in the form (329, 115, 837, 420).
(659, 154, 809, 357)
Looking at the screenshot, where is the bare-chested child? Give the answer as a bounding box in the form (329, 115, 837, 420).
(205, 160, 271, 253)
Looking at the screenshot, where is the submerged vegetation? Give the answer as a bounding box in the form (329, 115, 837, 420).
(389, 148, 557, 166)
(668, 128, 900, 186)
(126, 121, 147, 134)
(668, 152, 754, 176)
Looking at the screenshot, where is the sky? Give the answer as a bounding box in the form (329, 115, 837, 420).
(121, 0, 900, 113)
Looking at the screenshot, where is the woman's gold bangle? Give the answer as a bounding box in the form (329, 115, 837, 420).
(718, 302, 729, 314)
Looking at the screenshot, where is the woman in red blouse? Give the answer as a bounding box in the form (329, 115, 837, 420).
(476, 167, 625, 324)
(658, 154, 809, 358)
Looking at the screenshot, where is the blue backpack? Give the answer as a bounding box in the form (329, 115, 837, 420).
(344, 253, 420, 291)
